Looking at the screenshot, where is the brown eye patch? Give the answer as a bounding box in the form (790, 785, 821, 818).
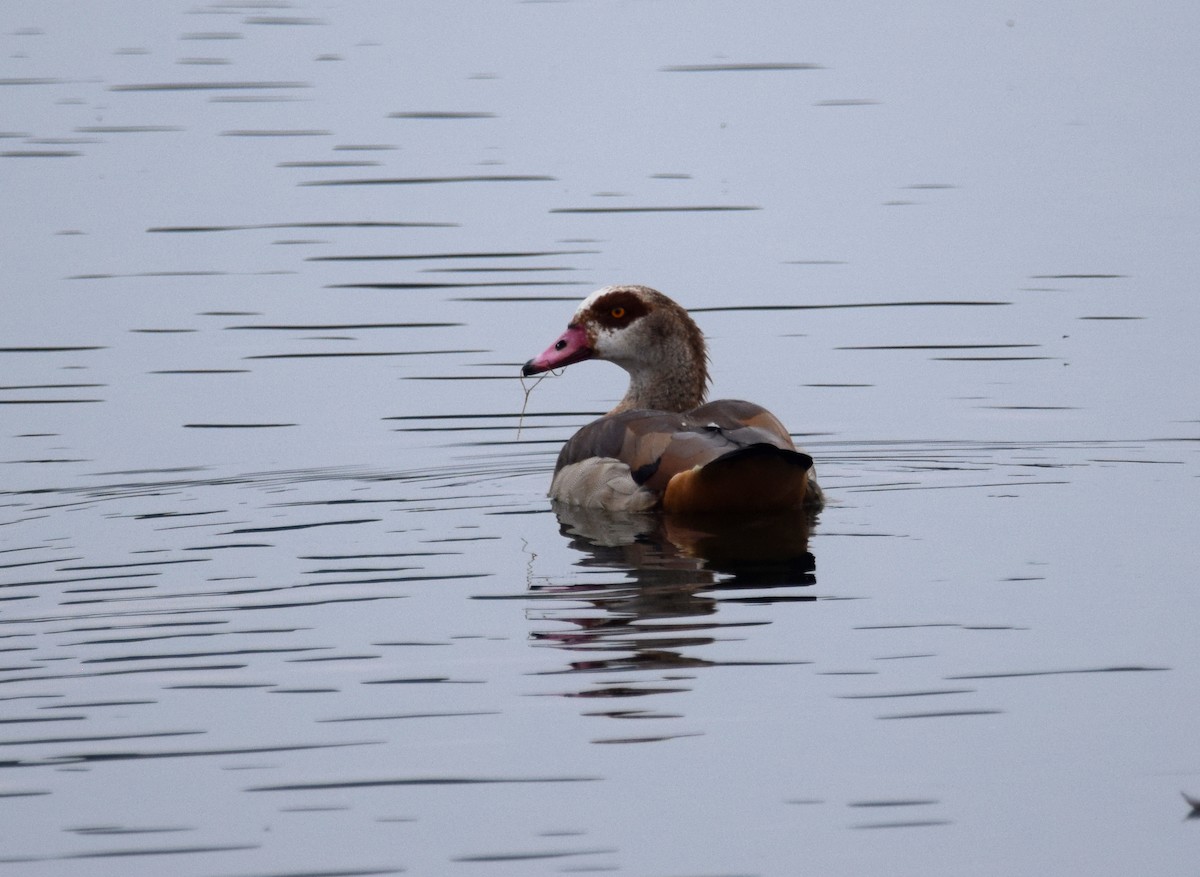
(589, 289, 648, 329)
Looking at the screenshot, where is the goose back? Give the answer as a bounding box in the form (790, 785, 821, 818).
(549, 400, 817, 514)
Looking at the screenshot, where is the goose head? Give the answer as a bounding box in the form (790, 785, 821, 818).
(522, 285, 710, 413)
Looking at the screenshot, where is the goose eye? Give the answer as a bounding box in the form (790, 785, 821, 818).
(611, 306, 625, 319)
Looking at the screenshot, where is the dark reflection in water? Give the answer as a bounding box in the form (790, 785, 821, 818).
(553, 502, 817, 589)
(527, 504, 817, 704)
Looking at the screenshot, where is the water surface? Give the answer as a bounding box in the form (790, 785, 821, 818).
(3, 3, 1199, 875)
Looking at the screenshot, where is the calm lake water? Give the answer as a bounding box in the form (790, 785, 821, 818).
(3, 2, 1199, 875)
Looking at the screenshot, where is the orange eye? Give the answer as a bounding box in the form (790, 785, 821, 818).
(611, 307, 625, 319)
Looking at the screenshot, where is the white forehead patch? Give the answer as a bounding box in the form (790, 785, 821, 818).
(573, 285, 622, 321)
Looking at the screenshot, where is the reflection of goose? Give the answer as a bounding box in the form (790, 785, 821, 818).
(553, 501, 816, 588)
(533, 502, 816, 691)
(522, 285, 823, 514)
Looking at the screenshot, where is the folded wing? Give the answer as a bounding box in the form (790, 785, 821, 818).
(550, 400, 819, 514)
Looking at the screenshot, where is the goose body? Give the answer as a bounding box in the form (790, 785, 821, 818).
(522, 285, 823, 515)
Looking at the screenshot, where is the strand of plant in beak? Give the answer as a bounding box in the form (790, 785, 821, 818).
(517, 372, 547, 440)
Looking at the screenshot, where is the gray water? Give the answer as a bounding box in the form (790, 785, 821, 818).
(3, 2, 1199, 875)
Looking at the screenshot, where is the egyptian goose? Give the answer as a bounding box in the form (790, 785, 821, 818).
(522, 285, 823, 514)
